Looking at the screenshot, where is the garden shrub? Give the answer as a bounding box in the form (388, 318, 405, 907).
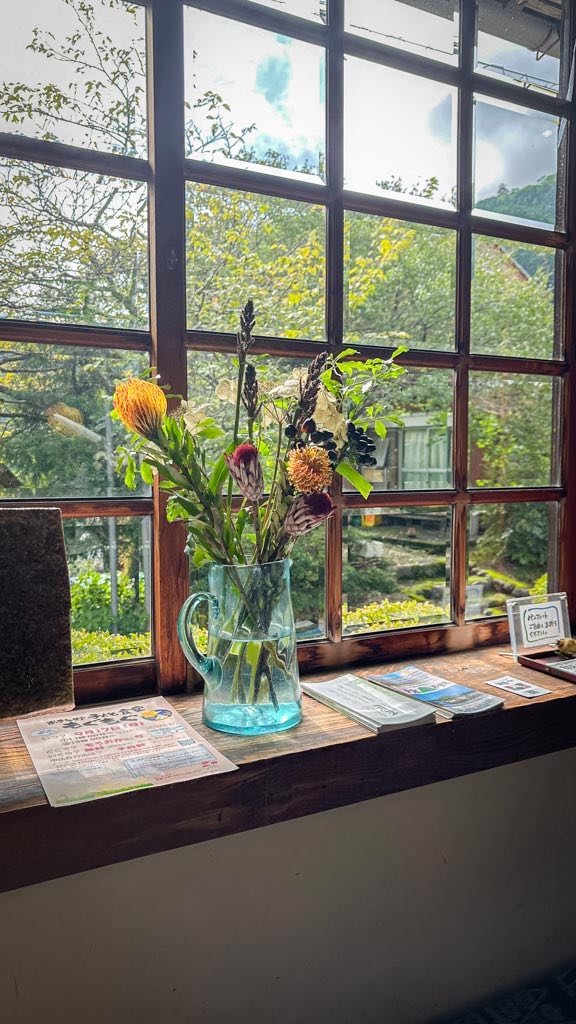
(70, 569, 149, 635)
(72, 629, 150, 665)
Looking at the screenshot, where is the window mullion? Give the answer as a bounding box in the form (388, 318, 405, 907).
(324, 0, 345, 645)
(147, 0, 189, 693)
(451, 1, 475, 627)
(558, 2, 576, 617)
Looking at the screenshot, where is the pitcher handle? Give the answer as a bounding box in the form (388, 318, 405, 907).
(177, 592, 221, 685)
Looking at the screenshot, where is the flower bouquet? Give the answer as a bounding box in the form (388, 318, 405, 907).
(114, 301, 404, 735)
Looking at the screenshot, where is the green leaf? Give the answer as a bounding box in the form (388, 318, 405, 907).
(208, 445, 234, 495)
(336, 460, 373, 499)
(235, 507, 250, 539)
(391, 345, 409, 360)
(191, 545, 212, 568)
(125, 457, 136, 491)
(140, 460, 154, 485)
(198, 425, 224, 440)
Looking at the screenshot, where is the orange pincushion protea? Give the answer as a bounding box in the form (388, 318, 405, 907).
(286, 445, 332, 494)
(113, 379, 167, 441)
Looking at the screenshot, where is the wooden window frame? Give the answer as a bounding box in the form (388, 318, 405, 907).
(1, 0, 575, 701)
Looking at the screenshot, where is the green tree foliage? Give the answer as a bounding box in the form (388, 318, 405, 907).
(345, 213, 456, 351)
(0, 164, 148, 328)
(187, 186, 326, 339)
(476, 174, 556, 226)
(472, 503, 551, 580)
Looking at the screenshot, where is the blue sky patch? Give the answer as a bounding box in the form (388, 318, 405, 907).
(256, 52, 292, 108)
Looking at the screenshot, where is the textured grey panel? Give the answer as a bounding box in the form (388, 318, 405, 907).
(0, 507, 73, 718)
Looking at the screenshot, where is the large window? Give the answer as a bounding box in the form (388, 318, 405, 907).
(1, 0, 575, 698)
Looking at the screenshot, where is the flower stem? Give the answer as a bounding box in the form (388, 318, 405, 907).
(226, 354, 246, 532)
(251, 501, 263, 563)
(261, 424, 287, 559)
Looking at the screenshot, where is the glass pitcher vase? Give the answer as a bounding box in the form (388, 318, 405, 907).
(177, 559, 302, 736)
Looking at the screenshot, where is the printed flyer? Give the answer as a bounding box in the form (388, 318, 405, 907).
(18, 697, 237, 807)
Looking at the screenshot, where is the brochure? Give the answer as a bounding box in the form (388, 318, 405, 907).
(17, 697, 237, 807)
(367, 666, 504, 718)
(301, 674, 436, 733)
(485, 675, 551, 698)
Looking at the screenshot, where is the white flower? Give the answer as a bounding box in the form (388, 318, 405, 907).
(174, 401, 209, 433)
(314, 386, 348, 448)
(267, 368, 307, 401)
(215, 379, 237, 404)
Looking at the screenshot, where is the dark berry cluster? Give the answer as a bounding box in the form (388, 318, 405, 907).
(285, 418, 339, 466)
(347, 421, 377, 467)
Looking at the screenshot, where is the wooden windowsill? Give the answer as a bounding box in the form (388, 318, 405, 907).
(1, 644, 576, 894)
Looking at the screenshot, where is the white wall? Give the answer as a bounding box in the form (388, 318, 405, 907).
(1, 747, 576, 1024)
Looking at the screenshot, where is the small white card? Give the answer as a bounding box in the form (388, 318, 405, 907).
(486, 675, 551, 698)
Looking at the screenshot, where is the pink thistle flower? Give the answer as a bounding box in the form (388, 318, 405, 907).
(284, 493, 334, 537)
(226, 443, 264, 502)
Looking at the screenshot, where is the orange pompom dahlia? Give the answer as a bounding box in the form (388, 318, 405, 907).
(286, 445, 332, 494)
(113, 379, 167, 441)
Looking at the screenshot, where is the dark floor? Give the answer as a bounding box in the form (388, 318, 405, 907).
(441, 965, 576, 1024)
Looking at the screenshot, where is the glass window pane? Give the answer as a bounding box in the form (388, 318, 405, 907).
(469, 373, 556, 488)
(0, 343, 149, 499)
(0, 160, 148, 328)
(341, 369, 454, 492)
(346, 0, 459, 65)
(344, 213, 456, 350)
(248, 0, 326, 20)
(471, 236, 558, 359)
(291, 526, 326, 638)
(476, 0, 566, 96)
(345, 58, 457, 207)
(473, 95, 559, 230)
(0, 0, 146, 156)
(64, 516, 152, 665)
(466, 503, 555, 620)
(186, 185, 325, 340)
(343, 506, 452, 635)
(184, 8, 325, 181)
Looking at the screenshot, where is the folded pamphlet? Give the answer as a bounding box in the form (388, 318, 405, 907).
(301, 673, 436, 733)
(367, 666, 504, 718)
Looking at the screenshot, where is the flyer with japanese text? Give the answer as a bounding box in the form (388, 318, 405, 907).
(18, 697, 237, 807)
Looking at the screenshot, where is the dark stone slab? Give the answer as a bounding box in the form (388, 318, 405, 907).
(0, 508, 73, 718)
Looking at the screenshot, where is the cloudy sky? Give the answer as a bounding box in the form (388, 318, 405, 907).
(0, 0, 561, 223)
(186, 4, 559, 219)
